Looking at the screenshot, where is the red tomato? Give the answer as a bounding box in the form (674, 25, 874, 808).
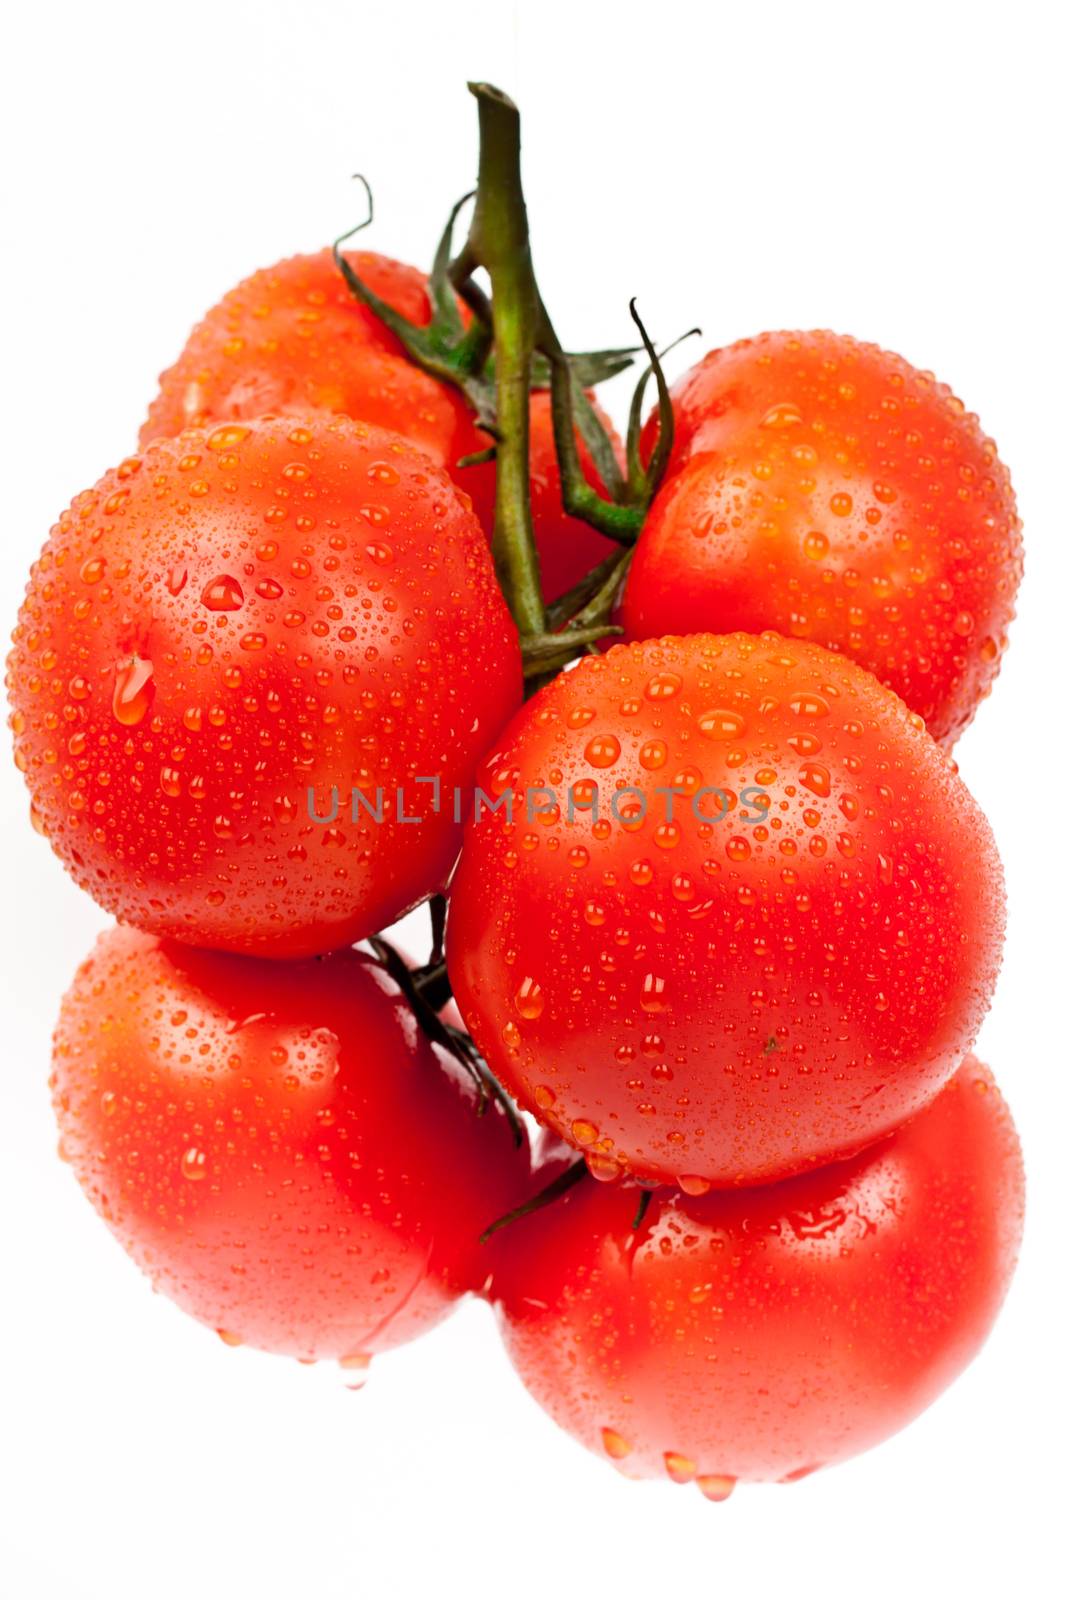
(8, 415, 521, 957)
(139, 248, 620, 608)
(140, 249, 484, 470)
(51, 926, 526, 1363)
(491, 1057, 1024, 1493)
(624, 331, 1023, 745)
(447, 633, 1004, 1187)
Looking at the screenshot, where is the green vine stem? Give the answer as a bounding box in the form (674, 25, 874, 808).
(480, 1157, 587, 1243)
(334, 84, 684, 665)
(451, 83, 548, 641)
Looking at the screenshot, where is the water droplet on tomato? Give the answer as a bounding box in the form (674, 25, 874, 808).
(514, 978, 545, 1020)
(181, 1146, 207, 1181)
(789, 693, 830, 718)
(665, 1451, 697, 1483)
(698, 709, 746, 740)
(202, 574, 244, 612)
(645, 672, 682, 700)
(602, 1428, 632, 1460)
(338, 1352, 371, 1391)
(759, 403, 803, 429)
(697, 1474, 736, 1503)
(640, 974, 668, 1013)
(585, 734, 621, 769)
(799, 762, 831, 797)
(207, 424, 252, 452)
(112, 656, 155, 726)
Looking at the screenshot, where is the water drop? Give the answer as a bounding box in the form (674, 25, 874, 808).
(112, 656, 155, 726)
(181, 1146, 207, 1181)
(601, 1428, 632, 1460)
(202, 574, 245, 612)
(514, 978, 545, 1020)
(698, 709, 746, 740)
(585, 734, 621, 769)
(645, 672, 682, 700)
(698, 1474, 736, 1503)
(207, 424, 252, 451)
(759, 403, 803, 429)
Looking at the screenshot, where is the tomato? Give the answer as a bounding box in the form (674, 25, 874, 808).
(490, 1057, 1023, 1493)
(140, 247, 620, 607)
(447, 632, 1004, 1187)
(465, 392, 621, 606)
(8, 414, 521, 957)
(140, 249, 484, 470)
(51, 926, 526, 1364)
(623, 331, 1023, 745)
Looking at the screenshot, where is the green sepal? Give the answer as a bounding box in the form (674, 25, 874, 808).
(528, 346, 638, 390)
(333, 179, 498, 430)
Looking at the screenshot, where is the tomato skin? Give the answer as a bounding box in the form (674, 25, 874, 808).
(491, 1058, 1023, 1490)
(8, 415, 521, 957)
(140, 249, 484, 470)
(140, 248, 620, 606)
(447, 633, 1004, 1187)
(625, 331, 1022, 746)
(51, 927, 525, 1362)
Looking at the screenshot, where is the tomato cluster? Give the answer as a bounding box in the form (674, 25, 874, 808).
(9, 84, 1024, 1501)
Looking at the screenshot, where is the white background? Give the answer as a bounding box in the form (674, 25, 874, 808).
(2, 2, 1064, 1596)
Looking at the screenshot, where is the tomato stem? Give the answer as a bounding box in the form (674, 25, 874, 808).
(369, 936, 525, 1147)
(428, 892, 447, 967)
(544, 547, 630, 632)
(450, 84, 548, 640)
(333, 181, 497, 428)
(631, 1188, 652, 1232)
(480, 1157, 588, 1244)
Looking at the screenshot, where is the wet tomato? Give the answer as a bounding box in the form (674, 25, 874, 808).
(491, 1057, 1023, 1493)
(140, 249, 484, 468)
(8, 414, 521, 957)
(624, 331, 1023, 745)
(51, 927, 526, 1364)
(140, 246, 619, 606)
(447, 632, 1004, 1187)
